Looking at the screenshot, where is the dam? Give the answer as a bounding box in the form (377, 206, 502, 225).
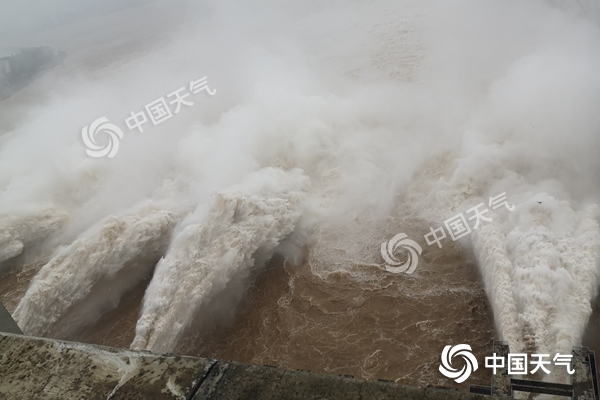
(0, 332, 498, 399)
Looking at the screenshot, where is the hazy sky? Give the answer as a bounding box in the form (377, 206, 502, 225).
(0, 0, 156, 37)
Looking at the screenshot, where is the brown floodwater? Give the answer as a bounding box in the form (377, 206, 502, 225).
(2, 0, 600, 393)
(2, 230, 599, 392)
(0, 236, 498, 391)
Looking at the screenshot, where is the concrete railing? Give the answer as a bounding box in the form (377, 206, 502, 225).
(0, 332, 501, 400)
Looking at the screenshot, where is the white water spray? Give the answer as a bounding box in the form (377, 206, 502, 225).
(14, 202, 181, 336)
(131, 168, 307, 352)
(0, 0, 599, 363)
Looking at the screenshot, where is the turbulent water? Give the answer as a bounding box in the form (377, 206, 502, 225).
(131, 168, 307, 352)
(1, 0, 600, 389)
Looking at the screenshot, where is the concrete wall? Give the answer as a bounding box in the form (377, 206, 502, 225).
(0, 302, 22, 335)
(0, 332, 501, 400)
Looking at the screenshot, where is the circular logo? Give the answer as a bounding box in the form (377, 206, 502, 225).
(82, 117, 123, 158)
(439, 344, 478, 383)
(380, 233, 422, 274)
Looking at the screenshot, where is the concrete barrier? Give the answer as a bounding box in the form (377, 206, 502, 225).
(0, 302, 22, 335)
(0, 332, 501, 399)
